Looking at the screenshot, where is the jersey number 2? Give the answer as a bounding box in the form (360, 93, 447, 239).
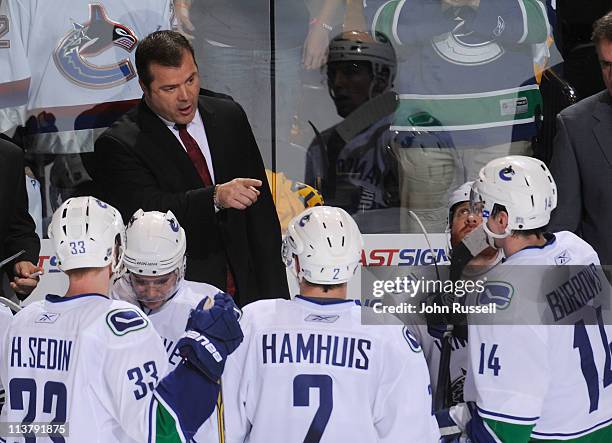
(9, 378, 67, 442)
(0, 0, 9, 49)
(293, 374, 333, 443)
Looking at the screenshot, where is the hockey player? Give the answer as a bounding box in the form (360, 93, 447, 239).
(222, 205, 441, 442)
(0, 197, 243, 442)
(112, 209, 227, 442)
(453, 156, 612, 441)
(411, 181, 503, 408)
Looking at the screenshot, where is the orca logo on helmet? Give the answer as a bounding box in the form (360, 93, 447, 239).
(298, 213, 312, 227)
(498, 166, 515, 182)
(168, 218, 180, 233)
(95, 199, 108, 208)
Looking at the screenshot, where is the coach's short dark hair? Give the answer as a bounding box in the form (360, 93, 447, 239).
(135, 30, 197, 88)
(592, 10, 612, 46)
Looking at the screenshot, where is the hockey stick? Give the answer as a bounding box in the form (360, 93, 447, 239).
(408, 210, 452, 411)
(0, 297, 21, 313)
(335, 91, 398, 143)
(0, 250, 25, 269)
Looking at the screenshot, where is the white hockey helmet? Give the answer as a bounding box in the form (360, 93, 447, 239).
(48, 196, 125, 273)
(470, 156, 557, 238)
(123, 209, 186, 277)
(447, 181, 474, 229)
(282, 206, 363, 285)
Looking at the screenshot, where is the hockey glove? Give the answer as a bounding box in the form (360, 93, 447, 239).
(176, 292, 244, 381)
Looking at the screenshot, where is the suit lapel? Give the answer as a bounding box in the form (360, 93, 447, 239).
(137, 100, 203, 188)
(198, 96, 231, 184)
(592, 92, 612, 167)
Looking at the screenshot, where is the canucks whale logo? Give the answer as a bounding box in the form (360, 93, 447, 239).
(478, 281, 514, 310)
(53, 4, 138, 89)
(431, 16, 504, 66)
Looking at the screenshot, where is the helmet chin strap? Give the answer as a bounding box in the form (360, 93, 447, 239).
(482, 220, 512, 243)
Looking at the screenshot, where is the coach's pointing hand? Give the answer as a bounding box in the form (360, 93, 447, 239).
(215, 178, 262, 210)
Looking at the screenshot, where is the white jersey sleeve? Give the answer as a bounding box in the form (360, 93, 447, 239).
(465, 324, 550, 424)
(373, 326, 440, 441)
(111, 278, 225, 443)
(97, 306, 172, 441)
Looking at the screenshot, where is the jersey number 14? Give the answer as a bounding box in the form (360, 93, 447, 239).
(573, 306, 612, 413)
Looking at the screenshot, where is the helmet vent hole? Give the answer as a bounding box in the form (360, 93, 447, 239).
(62, 208, 68, 218)
(322, 222, 327, 229)
(524, 177, 530, 186)
(342, 236, 345, 247)
(339, 221, 343, 227)
(327, 237, 332, 248)
(531, 195, 535, 207)
(62, 225, 67, 236)
(309, 244, 314, 249)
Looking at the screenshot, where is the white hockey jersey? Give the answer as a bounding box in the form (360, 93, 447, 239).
(0, 0, 173, 148)
(464, 231, 612, 439)
(222, 296, 441, 443)
(0, 293, 174, 442)
(112, 277, 224, 443)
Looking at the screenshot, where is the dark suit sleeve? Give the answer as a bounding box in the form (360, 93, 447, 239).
(238, 108, 290, 299)
(547, 114, 582, 233)
(2, 144, 40, 277)
(92, 133, 216, 225)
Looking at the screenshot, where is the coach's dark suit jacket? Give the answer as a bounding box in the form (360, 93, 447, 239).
(548, 90, 612, 264)
(0, 137, 40, 287)
(88, 90, 289, 305)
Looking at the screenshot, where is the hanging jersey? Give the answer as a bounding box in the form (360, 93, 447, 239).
(373, 0, 550, 147)
(0, 293, 184, 442)
(112, 278, 224, 442)
(0, 0, 174, 150)
(464, 231, 612, 440)
(222, 296, 440, 443)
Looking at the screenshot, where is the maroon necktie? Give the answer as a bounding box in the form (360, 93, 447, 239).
(175, 123, 236, 296)
(175, 124, 212, 186)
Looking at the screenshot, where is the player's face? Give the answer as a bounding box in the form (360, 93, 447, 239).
(142, 50, 200, 125)
(129, 271, 179, 310)
(597, 39, 612, 96)
(328, 61, 373, 118)
(450, 202, 482, 248)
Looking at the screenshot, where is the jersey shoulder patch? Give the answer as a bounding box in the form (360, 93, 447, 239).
(402, 326, 422, 353)
(106, 308, 149, 336)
